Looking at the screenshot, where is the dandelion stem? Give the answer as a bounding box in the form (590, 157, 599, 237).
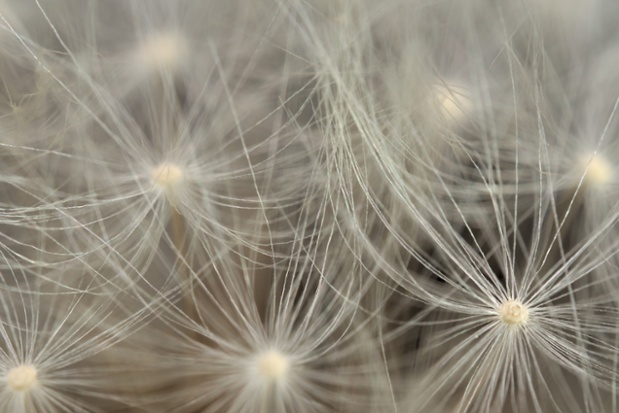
(170, 208, 199, 328)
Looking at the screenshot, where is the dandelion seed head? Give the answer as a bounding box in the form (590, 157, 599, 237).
(256, 350, 290, 382)
(151, 162, 184, 189)
(579, 153, 613, 189)
(5, 364, 38, 393)
(499, 300, 529, 325)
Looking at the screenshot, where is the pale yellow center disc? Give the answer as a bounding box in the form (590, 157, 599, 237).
(499, 300, 529, 325)
(6, 364, 38, 392)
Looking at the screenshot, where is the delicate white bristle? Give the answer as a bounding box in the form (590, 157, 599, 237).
(6, 364, 38, 393)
